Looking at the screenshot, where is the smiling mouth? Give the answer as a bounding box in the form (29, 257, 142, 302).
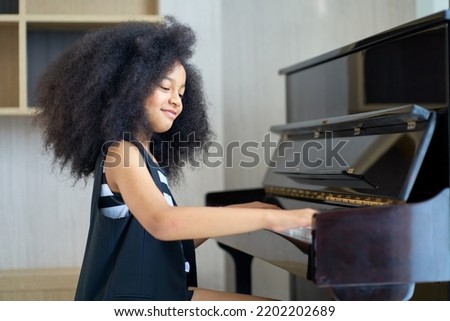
(161, 109, 177, 120)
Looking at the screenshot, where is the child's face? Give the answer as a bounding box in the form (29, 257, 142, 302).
(144, 62, 186, 133)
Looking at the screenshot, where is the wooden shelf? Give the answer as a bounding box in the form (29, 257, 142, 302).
(0, 15, 20, 24)
(0, 22, 19, 109)
(25, 0, 158, 15)
(0, 107, 34, 116)
(0, 0, 160, 116)
(26, 14, 161, 29)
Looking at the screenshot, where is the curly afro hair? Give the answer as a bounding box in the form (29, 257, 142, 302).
(34, 16, 212, 183)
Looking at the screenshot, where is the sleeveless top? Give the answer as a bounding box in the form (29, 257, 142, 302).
(74, 142, 197, 300)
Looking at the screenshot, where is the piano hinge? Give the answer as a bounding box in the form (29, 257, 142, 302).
(353, 126, 361, 135)
(407, 120, 416, 130)
(314, 129, 320, 138)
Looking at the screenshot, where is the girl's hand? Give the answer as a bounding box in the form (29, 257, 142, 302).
(227, 202, 316, 233)
(268, 208, 317, 233)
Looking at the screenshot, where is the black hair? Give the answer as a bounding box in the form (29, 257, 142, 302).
(34, 16, 212, 183)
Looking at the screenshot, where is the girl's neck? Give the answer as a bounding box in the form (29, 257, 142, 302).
(134, 133, 151, 150)
(135, 135, 158, 164)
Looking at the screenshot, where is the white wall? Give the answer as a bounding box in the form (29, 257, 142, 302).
(0, 117, 91, 269)
(416, 0, 448, 17)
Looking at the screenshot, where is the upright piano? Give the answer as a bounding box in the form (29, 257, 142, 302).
(208, 10, 450, 300)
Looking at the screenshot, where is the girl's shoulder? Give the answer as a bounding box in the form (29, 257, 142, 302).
(104, 140, 158, 170)
(103, 140, 142, 169)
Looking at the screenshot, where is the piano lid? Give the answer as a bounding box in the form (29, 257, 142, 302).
(263, 105, 436, 206)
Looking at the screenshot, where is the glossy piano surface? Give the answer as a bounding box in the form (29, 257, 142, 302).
(281, 10, 449, 123)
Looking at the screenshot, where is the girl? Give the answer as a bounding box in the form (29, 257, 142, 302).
(34, 17, 315, 301)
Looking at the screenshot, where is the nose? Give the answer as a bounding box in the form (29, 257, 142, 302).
(169, 92, 182, 107)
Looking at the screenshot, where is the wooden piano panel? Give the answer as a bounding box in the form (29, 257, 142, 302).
(314, 188, 450, 286)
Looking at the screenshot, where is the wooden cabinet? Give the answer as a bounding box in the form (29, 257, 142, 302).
(0, 0, 159, 116)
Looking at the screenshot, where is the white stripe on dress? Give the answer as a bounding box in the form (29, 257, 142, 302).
(163, 192, 174, 206)
(100, 205, 129, 219)
(158, 170, 169, 186)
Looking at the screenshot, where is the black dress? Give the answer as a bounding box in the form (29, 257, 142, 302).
(74, 142, 197, 300)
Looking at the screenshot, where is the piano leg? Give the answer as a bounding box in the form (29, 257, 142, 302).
(217, 242, 253, 295)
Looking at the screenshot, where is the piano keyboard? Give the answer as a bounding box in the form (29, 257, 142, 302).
(279, 226, 313, 244)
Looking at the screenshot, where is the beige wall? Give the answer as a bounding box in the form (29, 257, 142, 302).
(0, 0, 447, 300)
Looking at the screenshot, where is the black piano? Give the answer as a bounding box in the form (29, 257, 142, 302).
(207, 10, 450, 300)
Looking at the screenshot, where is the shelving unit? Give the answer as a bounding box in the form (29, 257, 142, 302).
(0, 0, 160, 116)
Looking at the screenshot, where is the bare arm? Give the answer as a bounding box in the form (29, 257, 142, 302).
(105, 141, 315, 241)
(193, 202, 281, 247)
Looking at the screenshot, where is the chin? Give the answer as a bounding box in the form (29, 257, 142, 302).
(154, 124, 174, 134)
(148, 118, 174, 134)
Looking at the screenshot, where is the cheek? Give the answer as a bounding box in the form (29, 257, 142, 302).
(144, 94, 156, 107)
(144, 89, 164, 106)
